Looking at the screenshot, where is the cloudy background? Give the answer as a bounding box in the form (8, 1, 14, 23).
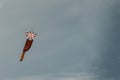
(0, 0, 120, 80)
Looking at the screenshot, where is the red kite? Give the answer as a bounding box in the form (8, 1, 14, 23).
(20, 31, 37, 61)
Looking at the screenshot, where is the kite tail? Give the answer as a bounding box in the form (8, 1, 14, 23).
(20, 52, 25, 61)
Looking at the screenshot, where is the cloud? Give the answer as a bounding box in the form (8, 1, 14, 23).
(2, 73, 97, 80)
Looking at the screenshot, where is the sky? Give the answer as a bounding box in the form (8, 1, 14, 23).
(0, 0, 120, 80)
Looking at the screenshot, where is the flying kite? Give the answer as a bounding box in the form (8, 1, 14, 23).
(20, 31, 37, 61)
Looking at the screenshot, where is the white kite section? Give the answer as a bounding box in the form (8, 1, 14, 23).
(25, 31, 37, 40)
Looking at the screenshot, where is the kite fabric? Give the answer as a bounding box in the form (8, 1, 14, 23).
(20, 31, 37, 61)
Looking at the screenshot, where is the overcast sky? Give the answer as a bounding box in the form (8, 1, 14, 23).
(0, 0, 120, 80)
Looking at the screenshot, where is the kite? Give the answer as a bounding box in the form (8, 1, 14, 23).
(20, 31, 37, 61)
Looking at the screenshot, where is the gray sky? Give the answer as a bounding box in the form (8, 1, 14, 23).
(0, 0, 120, 80)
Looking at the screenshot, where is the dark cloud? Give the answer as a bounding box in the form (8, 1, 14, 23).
(95, 2, 120, 79)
